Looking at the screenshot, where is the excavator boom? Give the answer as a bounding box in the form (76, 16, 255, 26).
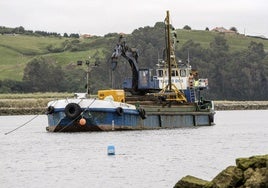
(110, 35, 146, 94)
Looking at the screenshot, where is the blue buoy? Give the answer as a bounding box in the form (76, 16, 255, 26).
(107, 145, 115, 155)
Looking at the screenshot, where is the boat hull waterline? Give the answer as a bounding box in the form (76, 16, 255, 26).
(46, 98, 215, 132)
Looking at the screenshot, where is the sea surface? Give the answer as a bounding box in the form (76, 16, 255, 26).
(0, 110, 267, 188)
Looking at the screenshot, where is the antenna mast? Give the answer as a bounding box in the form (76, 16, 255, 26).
(165, 10, 172, 91)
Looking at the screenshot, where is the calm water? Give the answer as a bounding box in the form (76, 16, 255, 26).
(0, 110, 267, 188)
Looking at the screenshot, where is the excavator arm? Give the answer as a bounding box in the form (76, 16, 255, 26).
(111, 35, 140, 93)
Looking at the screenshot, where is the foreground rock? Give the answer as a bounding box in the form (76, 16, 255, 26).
(174, 154, 268, 188)
(173, 175, 210, 188)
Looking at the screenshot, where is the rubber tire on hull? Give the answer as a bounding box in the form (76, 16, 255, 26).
(116, 107, 123, 116)
(46, 106, 55, 114)
(138, 108, 146, 119)
(64, 103, 82, 119)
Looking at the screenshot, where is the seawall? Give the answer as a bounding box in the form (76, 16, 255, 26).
(214, 101, 268, 110)
(0, 99, 268, 115)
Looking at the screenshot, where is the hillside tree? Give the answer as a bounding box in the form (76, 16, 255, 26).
(23, 57, 67, 92)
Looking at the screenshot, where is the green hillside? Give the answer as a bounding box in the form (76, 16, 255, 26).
(0, 29, 268, 81)
(178, 30, 268, 52)
(0, 34, 109, 80)
(1, 24, 268, 100)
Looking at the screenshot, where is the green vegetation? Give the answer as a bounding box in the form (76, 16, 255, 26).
(0, 24, 268, 100)
(1, 28, 267, 81)
(178, 29, 268, 52)
(0, 34, 110, 80)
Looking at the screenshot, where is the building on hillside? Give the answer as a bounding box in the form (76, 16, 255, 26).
(211, 27, 237, 34)
(80, 34, 93, 39)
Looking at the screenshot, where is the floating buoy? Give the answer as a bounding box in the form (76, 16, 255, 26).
(79, 118, 86, 126)
(107, 145, 115, 155)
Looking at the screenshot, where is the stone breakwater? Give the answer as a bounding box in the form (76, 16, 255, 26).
(214, 101, 268, 110)
(174, 154, 268, 188)
(0, 98, 49, 115)
(0, 99, 267, 115)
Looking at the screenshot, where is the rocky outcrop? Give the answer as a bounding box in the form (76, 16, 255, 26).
(174, 154, 268, 188)
(173, 175, 210, 188)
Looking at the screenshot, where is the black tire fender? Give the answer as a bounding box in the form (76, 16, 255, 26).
(116, 107, 123, 116)
(46, 106, 55, 114)
(209, 114, 214, 123)
(138, 108, 146, 119)
(64, 103, 82, 119)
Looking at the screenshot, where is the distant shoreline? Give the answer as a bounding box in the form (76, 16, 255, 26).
(0, 99, 267, 115)
(213, 101, 268, 111)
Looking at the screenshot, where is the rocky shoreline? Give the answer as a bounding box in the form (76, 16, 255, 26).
(174, 154, 268, 188)
(0, 98, 49, 115)
(213, 101, 268, 110)
(0, 100, 267, 115)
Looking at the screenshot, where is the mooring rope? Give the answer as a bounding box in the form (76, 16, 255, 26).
(4, 114, 40, 135)
(56, 113, 81, 133)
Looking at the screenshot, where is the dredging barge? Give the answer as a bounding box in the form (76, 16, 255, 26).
(46, 11, 215, 132)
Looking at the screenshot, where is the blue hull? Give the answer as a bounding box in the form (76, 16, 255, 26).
(46, 106, 215, 132)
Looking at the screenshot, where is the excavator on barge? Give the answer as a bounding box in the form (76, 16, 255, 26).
(109, 11, 209, 106)
(46, 11, 215, 132)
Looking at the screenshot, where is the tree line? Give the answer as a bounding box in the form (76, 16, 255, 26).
(0, 26, 79, 38)
(112, 23, 268, 100)
(0, 23, 267, 100)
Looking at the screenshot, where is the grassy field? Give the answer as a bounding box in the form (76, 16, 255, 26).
(0, 35, 101, 80)
(178, 29, 268, 51)
(0, 30, 268, 81)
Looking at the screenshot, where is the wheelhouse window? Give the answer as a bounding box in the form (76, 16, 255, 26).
(158, 70, 164, 77)
(180, 69, 186, 77)
(171, 70, 178, 76)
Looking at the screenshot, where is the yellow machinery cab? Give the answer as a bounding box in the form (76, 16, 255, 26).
(98, 89, 125, 102)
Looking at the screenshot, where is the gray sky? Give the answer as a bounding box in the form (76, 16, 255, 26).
(1, 0, 267, 37)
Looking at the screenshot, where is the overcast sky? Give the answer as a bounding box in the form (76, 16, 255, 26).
(0, 0, 267, 37)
